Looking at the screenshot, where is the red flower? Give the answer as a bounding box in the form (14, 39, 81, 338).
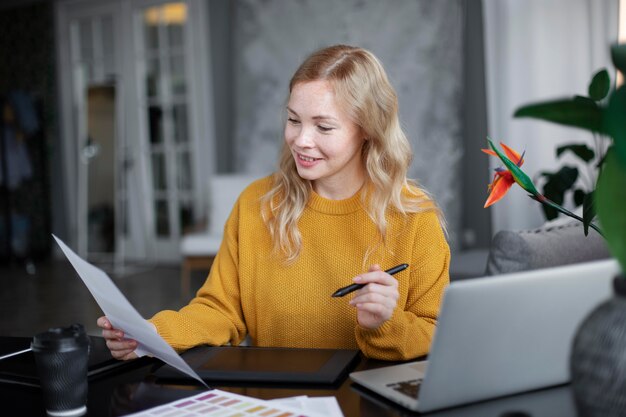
(481, 142, 525, 208)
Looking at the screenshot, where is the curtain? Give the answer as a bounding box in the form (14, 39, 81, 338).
(483, 0, 618, 233)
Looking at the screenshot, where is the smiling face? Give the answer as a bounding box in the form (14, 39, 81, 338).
(285, 80, 366, 200)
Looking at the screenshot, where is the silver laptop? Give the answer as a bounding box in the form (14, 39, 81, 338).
(350, 258, 619, 413)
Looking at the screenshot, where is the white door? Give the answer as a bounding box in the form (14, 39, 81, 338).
(56, 0, 214, 263)
(130, 0, 212, 261)
(135, 2, 193, 260)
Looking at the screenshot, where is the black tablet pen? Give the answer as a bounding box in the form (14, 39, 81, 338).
(331, 263, 409, 297)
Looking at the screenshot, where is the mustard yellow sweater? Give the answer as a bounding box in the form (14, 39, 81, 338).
(151, 177, 450, 360)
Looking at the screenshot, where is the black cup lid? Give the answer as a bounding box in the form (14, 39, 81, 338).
(31, 323, 90, 352)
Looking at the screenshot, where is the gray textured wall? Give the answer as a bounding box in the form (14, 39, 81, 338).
(233, 0, 464, 247)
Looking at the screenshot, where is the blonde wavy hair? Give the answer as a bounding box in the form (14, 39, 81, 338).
(261, 44, 443, 262)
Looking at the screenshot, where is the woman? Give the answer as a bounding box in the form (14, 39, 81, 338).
(99, 44, 450, 361)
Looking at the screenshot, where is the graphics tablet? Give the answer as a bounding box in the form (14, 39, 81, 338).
(153, 346, 360, 384)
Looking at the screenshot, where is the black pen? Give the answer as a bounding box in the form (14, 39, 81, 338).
(331, 263, 409, 297)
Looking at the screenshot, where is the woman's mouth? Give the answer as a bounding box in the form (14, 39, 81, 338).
(295, 152, 322, 167)
(298, 153, 320, 162)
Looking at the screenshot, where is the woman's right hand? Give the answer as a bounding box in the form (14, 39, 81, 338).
(97, 316, 138, 361)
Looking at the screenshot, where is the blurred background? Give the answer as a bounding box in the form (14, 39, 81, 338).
(0, 0, 623, 335)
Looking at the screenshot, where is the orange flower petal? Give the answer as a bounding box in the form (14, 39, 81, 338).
(499, 142, 524, 166)
(481, 149, 497, 157)
(484, 175, 515, 208)
(487, 171, 503, 191)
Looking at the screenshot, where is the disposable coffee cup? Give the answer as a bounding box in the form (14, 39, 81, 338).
(31, 324, 90, 417)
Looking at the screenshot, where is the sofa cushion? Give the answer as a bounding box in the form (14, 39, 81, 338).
(486, 220, 611, 275)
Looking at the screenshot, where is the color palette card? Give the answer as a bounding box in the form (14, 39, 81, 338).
(125, 389, 327, 417)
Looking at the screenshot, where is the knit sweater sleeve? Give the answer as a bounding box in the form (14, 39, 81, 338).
(354, 210, 450, 360)
(149, 200, 247, 352)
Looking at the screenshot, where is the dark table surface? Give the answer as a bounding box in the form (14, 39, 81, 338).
(0, 336, 578, 416)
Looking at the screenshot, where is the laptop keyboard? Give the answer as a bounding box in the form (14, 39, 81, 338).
(387, 378, 423, 399)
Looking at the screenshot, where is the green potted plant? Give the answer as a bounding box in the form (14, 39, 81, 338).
(483, 44, 626, 417)
(516, 68, 611, 224)
(568, 44, 626, 417)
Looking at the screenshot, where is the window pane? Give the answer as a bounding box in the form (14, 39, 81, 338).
(145, 58, 161, 98)
(147, 106, 163, 144)
(164, 3, 187, 49)
(152, 152, 167, 191)
(177, 151, 191, 190)
(172, 103, 188, 143)
(167, 22, 184, 49)
(169, 54, 186, 95)
(143, 7, 160, 51)
(155, 199, 170, 237)
(179, 200, 193, 233)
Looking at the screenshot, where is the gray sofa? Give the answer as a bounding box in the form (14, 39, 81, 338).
(485, 220, 611, 276)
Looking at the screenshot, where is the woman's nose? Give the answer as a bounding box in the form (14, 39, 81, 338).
(294, 127, 314, 148)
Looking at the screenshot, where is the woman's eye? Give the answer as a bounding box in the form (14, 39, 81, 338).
(317, 125, 333, 132)
(287, 118, 300, 124)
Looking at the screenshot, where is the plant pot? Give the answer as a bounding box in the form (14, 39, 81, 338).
(570, 274, 626, 416)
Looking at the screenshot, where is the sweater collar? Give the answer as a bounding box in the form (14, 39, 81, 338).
(307, 188, 365, 214)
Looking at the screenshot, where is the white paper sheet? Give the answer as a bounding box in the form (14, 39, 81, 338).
(52, 234, 208, 388)
(268, 395, 344, 417)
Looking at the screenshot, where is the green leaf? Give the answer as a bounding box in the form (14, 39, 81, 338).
(556, 144, 595, 162)
(582, 192, 595, 236)
(604, 86, 626, 168)
(573, 189, 586, 207)
(540, 166, 579, 195)
(596, 150, 626, 273)
(541, 202, 559, 221)
(588, 69, 610, 101)
(539, 167, 578, 221)
(573, 95, 596, 104)
(611, 44, 626, 76)
(514, 97, 605, 134)
(596, 151, 608, 170)
(487, 138, 539, 195)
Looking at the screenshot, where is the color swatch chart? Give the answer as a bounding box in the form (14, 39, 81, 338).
(126, 389, 327, 417)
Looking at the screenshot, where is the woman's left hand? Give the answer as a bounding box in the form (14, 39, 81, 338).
(349, 264, 399, 329)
